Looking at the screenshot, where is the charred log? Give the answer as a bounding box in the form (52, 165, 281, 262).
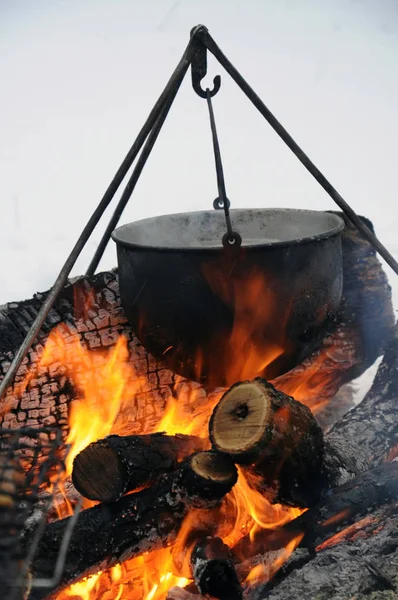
(209, 378, 324, 507)
(27, 451, 237, 599)
(72, 432, 208, 503)
(251, 498, 398, 600)
(190, 537, 242, 600)
(233, 461, 398, 561)
(0, 272, 183, 438)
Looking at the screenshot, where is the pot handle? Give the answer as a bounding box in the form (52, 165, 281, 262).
(205, 90, 242, 250)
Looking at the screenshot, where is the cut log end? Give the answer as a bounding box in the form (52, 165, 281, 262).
(72, 442, 124, 503)
(177, 451, 238, 508)
(190, 451, 235, 483)
(209, 380, 271, 458)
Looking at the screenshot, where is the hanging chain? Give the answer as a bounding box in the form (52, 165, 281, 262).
(205, 89, 242, 249)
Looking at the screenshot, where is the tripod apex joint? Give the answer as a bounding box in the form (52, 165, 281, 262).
(190, 25, 221, 99)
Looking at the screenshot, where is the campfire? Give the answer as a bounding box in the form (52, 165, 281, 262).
(2, 24, 398, 600)
(1, 213, 398, 600)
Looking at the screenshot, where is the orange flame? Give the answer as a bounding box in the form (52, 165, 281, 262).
(202, 265, 288, 385)
(38, 327, 138, 477)
(244, 532, 304, 586)
(9, 266, 344, 599)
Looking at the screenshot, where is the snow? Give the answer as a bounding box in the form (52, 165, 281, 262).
(0, 0, 397, 392)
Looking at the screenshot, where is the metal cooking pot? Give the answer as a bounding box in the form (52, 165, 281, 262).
(112, 208, 344, 386)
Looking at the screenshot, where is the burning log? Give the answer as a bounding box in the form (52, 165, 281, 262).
(72, 432, 208, 502)
(250, 476, 398, 599)
(232, 326, 398, 569)
(210, 321, 398, 510)
(27, 451, 237, 599)
(190, 536, 243, 600)
(0, 215, 395, 600)
(209, 378, 324, 507)
(233, 460, 398, 561)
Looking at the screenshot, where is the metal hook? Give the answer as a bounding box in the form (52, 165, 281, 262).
(190, 25, 221, 99)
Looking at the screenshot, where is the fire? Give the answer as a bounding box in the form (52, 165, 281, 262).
(244, 532, 304, 586)
(11, 267, 342, 600)
(38, 327, 140, 476)
(202, 264, 287, 385)
(156, 382, 221, 438)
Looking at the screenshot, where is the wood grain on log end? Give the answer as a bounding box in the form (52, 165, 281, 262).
(176, 451, 238, 508)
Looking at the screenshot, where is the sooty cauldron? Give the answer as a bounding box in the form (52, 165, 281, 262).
(112, 208, 344, 386)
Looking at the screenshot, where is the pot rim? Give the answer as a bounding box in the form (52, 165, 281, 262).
(111, 208, 345, 252)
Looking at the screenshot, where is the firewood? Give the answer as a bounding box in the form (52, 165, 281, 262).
(209, 378, 325, 507)
(190, 536, 242, 600)
(27, 451, 237, 599)
(72, 432, 208, 502)
(250, 492, 398, 599)
(232, 460, 398, 561)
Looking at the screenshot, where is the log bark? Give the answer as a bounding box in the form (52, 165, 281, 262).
(0, 272, 186, 439)
(190, 537, 242, 600)
(72, 432, 208, 502)
(27, 451, 237, 599)
(209, 378, 324, 507)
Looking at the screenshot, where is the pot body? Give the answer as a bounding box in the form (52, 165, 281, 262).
(112, 209, 344, 386)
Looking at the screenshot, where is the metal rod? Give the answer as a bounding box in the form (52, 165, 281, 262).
(202, 30, 398, 276)
(30, 498, 83, 590)
(0, 37, 197, 400)
(205, 89, 234, 240)
(85, 60, 189, 276)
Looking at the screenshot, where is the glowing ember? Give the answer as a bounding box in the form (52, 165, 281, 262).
(316, 515, 377, 552)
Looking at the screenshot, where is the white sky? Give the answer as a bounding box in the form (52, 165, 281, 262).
(0, 0, 398, 306)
